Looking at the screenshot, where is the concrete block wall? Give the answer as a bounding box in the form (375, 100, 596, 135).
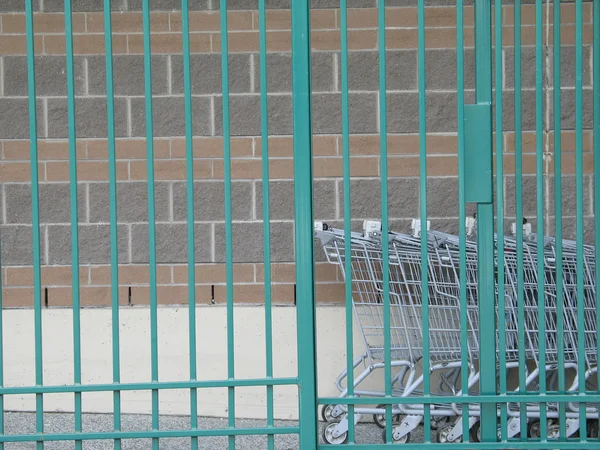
(0, 1, 596, 308)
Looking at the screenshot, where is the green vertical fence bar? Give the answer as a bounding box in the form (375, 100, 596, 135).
(417, 0, 431, 443)
(141, 2, 160, 449)
(377, 0, 393, 443)
(474, 0, 497, 442)
(457, 0, 470, 441)
(595, 0, 600, 419)
(219, 2, 236, 449)
(25, 1, 44, 448)
(64, 1, 82, 448)
(339, 0, 355, 443)
(180, 1, 199, 449)
(257, 1, 274, 448)
(102, 1, 122, 449)
(494, 0, 508, 442)
(513, 0, 528, 441)
(553, 0, 567, 439)
(575, 0, 587, 438)
(291, 0, 318, 448)
(535, 0, 548, 441)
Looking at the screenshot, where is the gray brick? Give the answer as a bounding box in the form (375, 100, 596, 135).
(425, 49, 476, 90)
(548, 175, 592, 217)
(130, 96, 212, 138)
(213, 94, 292, 136)
(426, 177, 459, 218)
(504, 47, 538, 90)
(347, 51, 417, 91)
(4, 56, 85, 97)
(87, 56, 169, 96)
(0, 225, 43, 266)
(5, 183, 85, 225)
(254, 52, 334, 93)
(0, 98, 44, 139)
(338, 178, 420, 220)
(557, 46, 592, 88)
(131, 223, 212, 263)
(553, 216, 595, 245)
(128, 0, 207, 10)
(46, 97, 128, 139)
(214, 221, 294, 263)
(47, 224, 128, 265)
(504, 175, 538, 218)
(171, 54, 251, 95)
(312, 93, 377, 134)
(498, 90, 538, 132)
(88, 182, 170, 224)
(0, 0, 40, 12)
(43, 0, 126, 12)
(172, 181, 253, 222)
(556, 88, 594, 130)
(387, 92, 462, 133)
(255, 179, 336, 221)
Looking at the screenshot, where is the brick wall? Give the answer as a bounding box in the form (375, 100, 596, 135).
(0, 1, 595, 307)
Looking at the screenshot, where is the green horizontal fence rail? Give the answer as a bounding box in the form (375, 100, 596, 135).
(4, 0, 600, 448)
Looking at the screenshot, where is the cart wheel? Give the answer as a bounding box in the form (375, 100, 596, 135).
(469, 421, 481, 442)
(546, 423, 561, 440)
(528, 420, 541, 439)
(373, 405, 401, 429)
(436, 423, 461, 443)
(430, 415, 448, 430)
(587, 420, 599, 438)
(322, 422, 348, 445)
(321, 404, 339, 423)
(382, 429, 411, 444)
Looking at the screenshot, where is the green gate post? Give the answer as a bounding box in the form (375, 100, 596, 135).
(291, 1, 319, 449)
(473, 0, 498, 442)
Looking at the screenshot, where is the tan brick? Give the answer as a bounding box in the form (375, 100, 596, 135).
(311, 10, 336, 30)
(130, 159, 211, 181)
(2, 13, 84, 34)
(173, 263, 255, 284)
(87, 139, 170, 160)
(48, 286, 129, 307)
(387, 155, 458, 177)
(212, 31, 290, 53)
(345, 8, 377, 28)
(44, 33, 127, 54)
(315, 283, 345, 304)
(0, 35, 27, 55)
(213, 283, 294, 304)
(503, 4, 591, 27)
(86, 12, 170, 33)
(170, 11, 253, 33)
(254, 136, 336, 158)
(256, 263, 295, 283)
(312, 29, 377, 51)
(6, 140, 88, 161)
(5, 266, 83, 287)
(127, 33, 211, 54)
(89, 265, 172, 286)
(45, 161, 128, 181)
(130, 285, 213, 305)
(0, 162, 36, 182)
(3, 288, 34, 308)
(345, 134, 457, 157)
(170, 137, 253, 159)
(313, 157, 379, 178)
(260, 10, 290, 31)
(213, 158, 288, 180)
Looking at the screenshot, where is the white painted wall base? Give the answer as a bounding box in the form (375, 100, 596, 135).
(2, 306, 376, 421)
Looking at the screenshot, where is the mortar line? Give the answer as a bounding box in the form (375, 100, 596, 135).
(250, 54, 256, 94)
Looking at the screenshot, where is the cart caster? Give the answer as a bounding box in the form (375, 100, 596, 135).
(587, 420, 599, 439)
(373, 405, 401, 429)
(382, 428, 411, 444)
(436, 423, 462, 443)
(322, 422, 348, 445)
(430, 415, 448, 430)
(529, 419, 557, 439)
(321, 404, 341, 422)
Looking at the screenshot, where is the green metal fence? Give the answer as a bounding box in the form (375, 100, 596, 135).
(3, 0, 600, 448)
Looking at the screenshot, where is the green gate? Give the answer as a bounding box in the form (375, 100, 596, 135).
(1, 0, 600, 448)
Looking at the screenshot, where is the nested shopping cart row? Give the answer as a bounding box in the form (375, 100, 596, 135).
(315, 220, 598, 444)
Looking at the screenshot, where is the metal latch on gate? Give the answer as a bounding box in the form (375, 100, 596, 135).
(463, 103, 493, 204)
